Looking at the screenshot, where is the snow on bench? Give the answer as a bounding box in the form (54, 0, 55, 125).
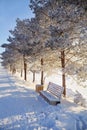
(39, 82, 64, 105)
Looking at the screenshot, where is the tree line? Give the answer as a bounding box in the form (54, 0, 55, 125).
(1, 0, 87, 96)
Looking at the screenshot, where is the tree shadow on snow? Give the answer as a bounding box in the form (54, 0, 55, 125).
(0, 73, 87, 130)
(0, 74, 49, 129)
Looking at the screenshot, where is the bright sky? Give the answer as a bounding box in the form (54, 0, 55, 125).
(0, 0, 34, 53)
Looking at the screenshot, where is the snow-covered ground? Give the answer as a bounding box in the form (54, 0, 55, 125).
(0, 65, 87, 130)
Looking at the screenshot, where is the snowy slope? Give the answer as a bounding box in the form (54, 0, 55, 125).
(0, 66, 87, 130)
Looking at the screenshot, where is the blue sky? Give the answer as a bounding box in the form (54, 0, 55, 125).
(0, 0, 34, 53)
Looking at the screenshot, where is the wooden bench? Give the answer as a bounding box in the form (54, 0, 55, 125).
(39, 82, 64, 105)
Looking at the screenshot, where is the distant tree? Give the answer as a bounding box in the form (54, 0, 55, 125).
(1, 47, 21, 74)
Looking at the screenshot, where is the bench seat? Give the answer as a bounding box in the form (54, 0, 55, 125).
(40, 90, 60, 105)
(39, 82, 64, 105)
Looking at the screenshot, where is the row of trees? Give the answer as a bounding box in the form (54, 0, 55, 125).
(1, 0, 87, 96)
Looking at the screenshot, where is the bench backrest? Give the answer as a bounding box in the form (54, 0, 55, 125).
(47, 82, 64, 98)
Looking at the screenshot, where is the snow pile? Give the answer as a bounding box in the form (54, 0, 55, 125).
(74, 91, 87, 107)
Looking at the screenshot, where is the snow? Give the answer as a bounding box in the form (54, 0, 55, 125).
(0, 65, 87, 130)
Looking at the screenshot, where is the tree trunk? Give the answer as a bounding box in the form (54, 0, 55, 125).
(12, 66, 16, 75)
(24, 62, 27, 81)
(41, 58, 44, 85)
(23, 54, 27, 81)
(33, 71, 35, 82)
(10, 64, 12, 72)
(61, 50, 66, 97)
(21, 69, 23, 77)
(21, 57, 23, 77)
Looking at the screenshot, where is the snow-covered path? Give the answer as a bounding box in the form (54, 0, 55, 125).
(0, 67, 47, 129)
(0, 66, 87, 130)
